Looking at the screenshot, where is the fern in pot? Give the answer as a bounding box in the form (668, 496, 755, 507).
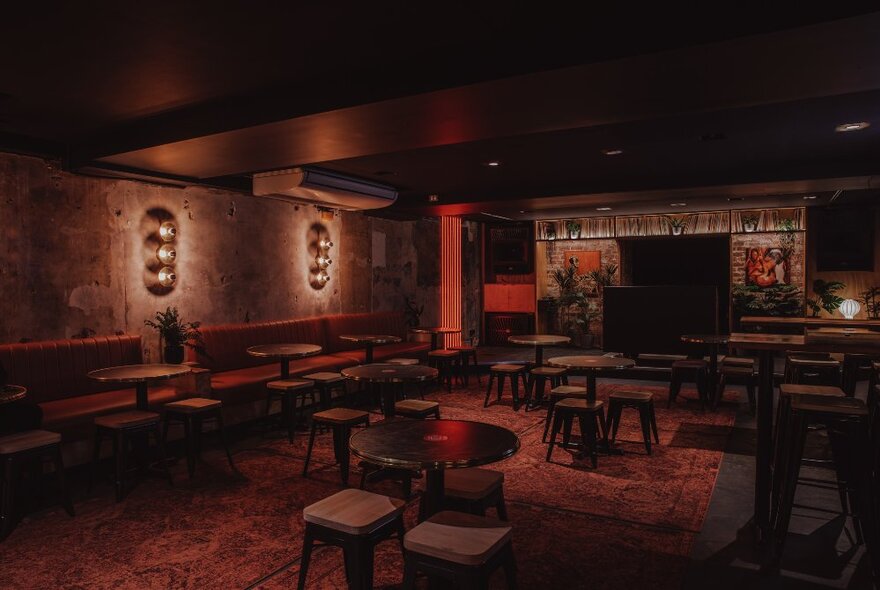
(145, 306, 206, 364)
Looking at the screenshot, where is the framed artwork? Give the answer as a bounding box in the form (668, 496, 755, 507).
(563, 250, 601, 275)
(745, 247, 790, 287)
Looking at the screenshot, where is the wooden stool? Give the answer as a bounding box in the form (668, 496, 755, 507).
(298, 488, 406, 590)
(443, 468, 508, 520)
(266, 379, 315, 443)
(785, 354, 841, 387)
(394, 399, 441, 420)
(607, 391, 659, 455)
(542, 385, 586, 442)
(772, 394, 871, 561)
(717, 363, 757, 413)
(92, 411, 171, 502)
(302, 372, 347, 408)
(451, 344, 480, 386)
(0, 430, 73, 541)
(526, 366, 568, 409)
(668, 359, 709, 409)
(162, 398, 234, 478)
(403, 510, 516, 590)
(428, 349, 461, 392)
(485, 364, 528, 410)
(546, 398, 607, 467)
(303, 408, 370, 486)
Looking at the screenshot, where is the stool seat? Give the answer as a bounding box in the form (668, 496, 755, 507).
(429, 349, 460, 358)
(313, 407, 370, 425)
(672, 359, 708, 369)
(267, 379, 314, 391)
(549, 385, 586, 398)
(0, 430, 61, 454)
(779, 384, 844, 398)
(724, 356, 755, 367)
(386, 358, 420, 366)
(303, 488, 405, 535)
(491, 364, 526, 373)
(530, 366, 567, 377)
(95, 411, 160, 429)
(609, 390, 653, 403)
(395, 399, 439, 413)
(554, 398, 603, 412)
(721, 365, 755, 376)
(302, 372, 345, 383)
(444, 468, 503, 501)
(451, 345, 476, 352)
(164, 397, 222, 412)
(791, 394, 868, 416)
(788, 357, 841, 367)
(404, 510, 512, 566)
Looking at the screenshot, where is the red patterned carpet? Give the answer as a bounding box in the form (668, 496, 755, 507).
(0, 379, 738, 589)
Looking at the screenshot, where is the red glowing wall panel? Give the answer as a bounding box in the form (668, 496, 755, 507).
(483, 284, 536, 312)
(440, 216, 463, 347)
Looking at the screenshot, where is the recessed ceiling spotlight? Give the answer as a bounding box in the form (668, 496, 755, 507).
(428, 194, 439, 202)
(519, 210, 528, 214)
(803, 195, 818, 200)
(835, 121, 870, 132)
(727, 197, 743, 202)
(601, 148, 624, 156)
(484, 160, 502, 167)
(596, 207, 613, 211)
(670, 202, 687, 207)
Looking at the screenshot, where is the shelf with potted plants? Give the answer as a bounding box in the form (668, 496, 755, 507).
(731, 207, 805, 233)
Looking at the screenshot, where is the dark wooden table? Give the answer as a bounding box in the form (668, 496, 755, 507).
(341, 363, 437, 418)
(728, 332, 880, 558)
(246, 343, 322, 379)
(409, 327, 460, 351)
(88, 364, 191, 410)
(507, 334, 571, 366)
(681, 333, 730, 403)
(546, 355, 636, 402)
(740, 316, 880, 331)
(0, 385, 27, 405)
(339, 335, 401, 364)
(349, 419, 519, 518)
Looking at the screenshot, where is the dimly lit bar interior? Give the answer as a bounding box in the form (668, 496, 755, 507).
(3, 6, 880, 589)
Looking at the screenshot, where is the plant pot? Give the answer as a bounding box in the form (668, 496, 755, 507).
(671, 226, 683, 236)
(164, 345, 185, 364)
(743, 222, 757, 233)
(569, 230, 581, 239)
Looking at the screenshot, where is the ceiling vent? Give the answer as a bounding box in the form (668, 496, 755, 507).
(252, 167, 397, 211)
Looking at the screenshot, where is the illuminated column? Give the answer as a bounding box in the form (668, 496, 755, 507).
(441, 216, 463, 348)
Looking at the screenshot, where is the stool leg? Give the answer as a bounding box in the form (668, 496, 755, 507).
(501, 543, 517, 590)
(639, 407, 652, 455)
(216, 409, 235, 471)
(511, 375, 521, 411)
(497, 374, 504, 402)
(113, 431, 125, 502)
(649, 402, 660, 444)
(53, 445, 74, 517)
(297, 525, 314, 590)
(542, 400, 556, 442)
(286, 394, 297, 444)
(402, 556, 418, 590)
(496, 487, 509, 521)
(0, 457, 16, 540)
(668, 371, 682, 408)
(154, 425, 173, 487)
(746, 378, 757, 415)
(774, 411, 808, 561)
(302, 422, 318, 477)
(183, 416, 195, 478)
(484, 374, 495, 407)
(609, 402, 623, 444)
(562, 414, 573, 448)
(579, 414, 597, 468)
(462, 353, 470, 387)
(335, 425, 352, 487)
(546, 413, 563, 461)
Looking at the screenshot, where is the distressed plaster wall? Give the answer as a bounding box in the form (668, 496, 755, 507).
(0, 152, 440, 359)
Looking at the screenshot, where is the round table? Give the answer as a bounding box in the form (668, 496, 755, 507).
(341, 363, 437, 418)
(546, 356, 635, 402)
(409, 327, 461, 351)
(88, 364, 192, 410)
(350, 419, 519, 518)
(681, 334, 730, 404)
(246, 344, 322, 379)
(339, 335, 401, 364)
(0, 385, 27, 405)
(508, 334, 571, 366)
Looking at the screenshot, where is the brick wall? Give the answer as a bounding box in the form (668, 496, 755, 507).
(730, 232, 805, 288)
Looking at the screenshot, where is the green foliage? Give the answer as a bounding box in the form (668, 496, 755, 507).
(565, 220, 582, 237)
(585, 263, 618, 292)
(860, 286, 880, 319)
(667, 216, 688, 229)
(144, 307, 206, 354)
(804, 279, 846, 317)
(550, 257, 582, 296)
(732, 284, 804, 318)
(741, 214, 759, 225)
(404, 296, 424, 327)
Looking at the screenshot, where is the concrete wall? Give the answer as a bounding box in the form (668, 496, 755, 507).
(0, 152, 440, 359)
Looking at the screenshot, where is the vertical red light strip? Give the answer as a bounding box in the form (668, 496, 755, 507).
(441, 216, 462, 348)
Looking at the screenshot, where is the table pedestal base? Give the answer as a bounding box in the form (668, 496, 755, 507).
(419, 470, 446, 521)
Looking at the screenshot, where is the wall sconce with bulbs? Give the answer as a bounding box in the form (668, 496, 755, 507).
(317, 238, 333, 283)
(157, 221, 178, 287)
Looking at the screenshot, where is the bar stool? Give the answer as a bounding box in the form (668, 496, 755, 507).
(303, 408, 370, 486)
(298, 488, 406, 590)
(92, 411, 172, 502)
(443, 468, 508, 520)
(841, 353, 880, 397)
(606, 391, 660, 455)
(772, 394, 871, 561)
(428, 349, 461, 392)
(0, 430, 73, 541)
(542, 385, 586, 442)
(162, 398, 234, 478)
(546, 398, 607, 468)
(451, 341, 480, 387)
(485, 364, 528, 410)
(265, 379, 315, 443)
(302, 372, 347, 408)
(402, 511, 516, 590)
(526, 366, 568, 409)
(394, 399, 441, 420)
(785, 353, 841, 387)
(717, 358, 757, 413)
(668, 359, 709, 409)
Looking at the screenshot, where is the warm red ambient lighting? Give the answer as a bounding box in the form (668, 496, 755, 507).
(441, 216, 463, 348)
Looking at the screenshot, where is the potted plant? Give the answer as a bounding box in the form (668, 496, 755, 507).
(667, 216, 687, 236)
(805, 279, 846, 317)
(742, 214, 759, 233)
(404, 296, 424, 328)
(860, 286, 880, 319)
(546, 226, 556, 240)
(566, 220, 582, 240)
(144, 306, 206, 364)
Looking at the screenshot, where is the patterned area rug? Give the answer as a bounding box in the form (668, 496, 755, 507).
(0, 378, 737, 589)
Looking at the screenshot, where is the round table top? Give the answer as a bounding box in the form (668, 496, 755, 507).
(88, 364, 192, 383)
(350, 419, 520, 470)
(246, 344, 322, 359)
(547, 355, 636, 370)
(681, 334, 730, 345)
(0, 385, 27, 405)
(508, 334, 571, 346)
(409, 326, 461, 335)
(342, 363, 438, 383)
(339, 334, 402, 345)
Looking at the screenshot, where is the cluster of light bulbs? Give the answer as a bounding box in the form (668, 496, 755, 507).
(317, 238, 333, 283)
(157, 221, 178, 287)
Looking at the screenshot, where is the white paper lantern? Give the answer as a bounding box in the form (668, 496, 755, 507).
(839, 299, 861, 320)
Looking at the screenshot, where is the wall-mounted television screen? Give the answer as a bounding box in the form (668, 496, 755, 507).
(815, 206, 875, 271)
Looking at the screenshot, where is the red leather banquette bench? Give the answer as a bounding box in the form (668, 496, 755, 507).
(189, 311, 429, 413)
(0, 335, 189, 441)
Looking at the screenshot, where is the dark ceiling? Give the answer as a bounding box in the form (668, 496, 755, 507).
(2, 5, 879, 218)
